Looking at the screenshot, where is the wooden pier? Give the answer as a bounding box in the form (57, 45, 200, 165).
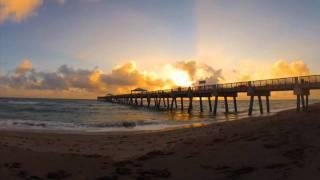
(97, 75, 320, 115)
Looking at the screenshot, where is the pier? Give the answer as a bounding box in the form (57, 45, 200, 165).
(97, 75, 320, 115)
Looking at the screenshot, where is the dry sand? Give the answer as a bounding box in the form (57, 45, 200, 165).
(1, 104, 320, 179)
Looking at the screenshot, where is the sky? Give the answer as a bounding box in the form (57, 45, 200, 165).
(0, 0, 319, 99)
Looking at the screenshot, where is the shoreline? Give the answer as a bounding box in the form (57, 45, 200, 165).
(1, 103, 320, 179)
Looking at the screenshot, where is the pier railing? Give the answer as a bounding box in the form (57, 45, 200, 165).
(98, 75, 320, 115)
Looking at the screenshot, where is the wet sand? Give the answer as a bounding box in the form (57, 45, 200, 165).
(1, 104, 320, 179)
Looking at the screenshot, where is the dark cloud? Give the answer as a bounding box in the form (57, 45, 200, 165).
(0, 61, 101, 92)
(0, 60, 175, 95)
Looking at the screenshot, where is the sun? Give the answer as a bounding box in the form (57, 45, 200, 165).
(171, 70, 193, 87)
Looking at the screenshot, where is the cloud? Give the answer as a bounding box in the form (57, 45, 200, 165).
(56, 0, 65, 5)
(0, 59, 225, 98)
(1, 58, 311, 99)
(0, 0, 43, 23)
(232, 69, 252, 82)
(231, 60, 268, 81)
(271, 59, 310, 78)
(0, 60, 177, 97)
(100, 61, 174, 92)
(173, 60, 223, 84)
(0, 60, 103, 93)
(232, 59, 311, 81)
(15, 59, 33, 75)
(55, 65, 104, 91)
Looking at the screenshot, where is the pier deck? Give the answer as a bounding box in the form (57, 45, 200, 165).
(97, 75, 320, 115)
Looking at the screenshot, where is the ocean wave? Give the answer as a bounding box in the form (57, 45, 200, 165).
(0, 119, 163, 131)
(0, 119, 79, 129)
(83, 120, 161, 128)
(7, 101, 41, 105)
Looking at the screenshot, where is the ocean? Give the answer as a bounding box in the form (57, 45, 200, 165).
(0, 97, 317, 132)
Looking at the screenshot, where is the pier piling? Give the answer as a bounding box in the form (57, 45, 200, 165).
(188, 97, 193, 112)
(301, 95, 305, 111)
(233, 97, 238, 113)
(224, 96, 229, 113)
(306, 95, 309, 111)
(208, 96, 212, 112)
(213, 96, 218, 115)
(181, 97, 184, 110)
(296, 95, 301, 112)
(249, 96, 254, 115)
(266, 96, 270, 113)
(200, 96, 203, 112)
(175, 98, 178, 109)
(258, 96, 263, 114)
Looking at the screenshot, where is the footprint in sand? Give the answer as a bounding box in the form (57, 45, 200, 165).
(113, 160, 134, 167)
(27, 175, 43, 180)
(115, 167, 132, 175)
(136, 168, 171, 179)
(264, 163, 288, 169)
(200, 164, 213, 170)
(263, 142, 283, 149)
(183, 152, 198, 159)
(4, 162, 21, 169)
(46, 169, 72, 179)
(95, 175, 118, 180)
(214, 165, 230, 171)
(137, 150, 175, 161)
(226, 167, 256, 178)
(282, 148, 305, 167)
(113, 160, 142, 171)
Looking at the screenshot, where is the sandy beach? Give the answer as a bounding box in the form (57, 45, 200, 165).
(1, 104, 320, 180)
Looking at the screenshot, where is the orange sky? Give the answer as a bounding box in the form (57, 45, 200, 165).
(0, 58, 312, 99)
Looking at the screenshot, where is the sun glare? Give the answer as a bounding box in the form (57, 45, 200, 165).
(171, 70, 192, 87)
